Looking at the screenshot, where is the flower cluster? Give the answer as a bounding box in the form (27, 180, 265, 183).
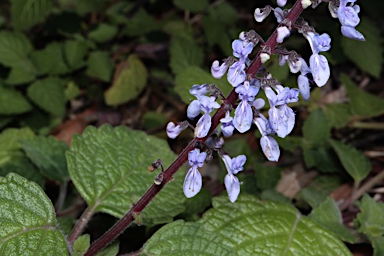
(166, 0, 364, 203)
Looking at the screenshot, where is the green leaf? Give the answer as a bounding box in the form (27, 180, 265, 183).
(123, 8, 156, 36)
(341, 18, 383, 78)
(0, 86, 32, 115)
(341, 73, 384, 118)
(89, 23, 118, 43)
(143, 196, 351, 255)
(0, 31, 33, 67)
(0, 155, 45, 188)
(181, 188, 211, 220)
(175, 66, 232, 104)
(324, 103, 352, 128)
(173, 0, 209, 12)
(104, 54, 148, 106)
(5, 60, 37, 85)
(170, 35, 204, 75)
(0, 127, 35, 152)
(354, 195, 384, 238)
(275, 135, 302, 152)
(65, 81, 81, 100)
(302, 108, 331, 145)
(0, 173, 68, 255)
(64, 40, 88, 71)
(11, 0, 52, 30)
(86, 51, 114, 82)
(371, 237, 384, 256)
(27, 77, 66, 116)
(31, 42, 70, 75)
(143, 220, 235, 255)
(329, 139, 370, 183)
(73, 234, 90, 256)
(20, 136, 69, 182)
(66, 125, 186, 225)
(299, 187, 327, 208)
(303, 147, 342, 173)
(309, 198, 355, 243)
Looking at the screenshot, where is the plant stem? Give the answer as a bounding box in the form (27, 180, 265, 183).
(55, 181, 68, 212)
(350, 121, 384, 130)
(85, 1, 304, 255)
(353, 169, 384, 201)
(68, 206, 96, 245)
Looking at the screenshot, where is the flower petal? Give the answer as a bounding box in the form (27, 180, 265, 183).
(224, 174, 241, 203)
(183, 167, 202, 198)
(260, 135, 280, 162)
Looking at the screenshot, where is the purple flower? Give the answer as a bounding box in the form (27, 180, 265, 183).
(253, 113, 273, 136)
(187, 100, 201, 119)
(199, 96, 220, 114)
(274, 7, 284, 23)
(310, 53, 330, 87)
(166, 121, 188, 139)
(277, 26, 290, 43)
(337, 0, 365, 41)
(260, 135, 280, 161)
(233, 81, 259, 133)
(183, 149, 207, 198)
(221, 154, 246, 202)
(220, 112, 235, 137)
(227, 39, 254, 87)
(211, 60, 229, 79)
(195, 114, 212, 138)
(298, 74, 310, 100)
(254, 6, 271, 22)
(277, 0, 287, 7)
(189, 84, 209, 98)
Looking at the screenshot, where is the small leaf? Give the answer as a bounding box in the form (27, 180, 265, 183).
(0, 31, 33, 67)
(89, 23, 118, 43)
(275, 135, 302, 152)
(170, 35, 203, 75)
(73, 234, 90, 256)
(0, 127, 35, 152)
(0, 173, 68, 255)
(371, 237, 384, 256)
(173, 0, 209, 12)
(324, 103, 352, 128)
(0, 155, 45, 188)
(104, 54, 148, 106)
(329, 139, 370, 183)
(309, 198, 355, 243)
(341, 73, 384, 118)
(302, 108, 331, 145)
(86, 51, 114, 82)
(175, 66, 232, 104)
(27, 77, 66, 116)
(254, 163, 281, 190)
(123, 8, 156, 36)
(65, 81, 81, 100)
(95, 243, 119, 256)
(64, 40, 88, 71)
(354, 194, 384, 238)
(5, 60, 37, 85)
(299, 187, 327, 208)
(31, 42, 70, 75)
(0, 86, 32, 115)
(143, 196, 351, 255)
(20, 136, 69, 182)
(341, 18, 382, 78)
(11, 0, 53, 30)
(303, 147, 342, 173)
(66, 125, 186, 225)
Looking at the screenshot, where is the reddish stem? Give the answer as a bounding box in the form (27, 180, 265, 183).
(85, 1, 303, 255)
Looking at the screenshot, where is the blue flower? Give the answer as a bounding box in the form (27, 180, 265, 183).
(183, 149, 206, 198)
(233, 81, 259, 133)
(189, 84, 209, 98)
(221, 154, 246, 202)
(297, 57, 311, 100)
(220, 111, 235, 137)
(336, 0, 365, 41)
(211, 60, 229, 79)
(227, 39, 254, 87)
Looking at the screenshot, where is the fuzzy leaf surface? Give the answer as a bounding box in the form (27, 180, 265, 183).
(143, 196, 352, 255)
(66, 125, 185, 225)
(0, 173, 67, 255)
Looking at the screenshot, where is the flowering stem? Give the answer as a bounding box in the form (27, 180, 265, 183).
(85, 1, 304, 255)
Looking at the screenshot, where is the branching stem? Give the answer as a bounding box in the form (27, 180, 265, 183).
(85, 1, 304, 255)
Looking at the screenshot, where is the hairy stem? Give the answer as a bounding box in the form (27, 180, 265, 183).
(85, 1, 304, 255)
(68, 206, 96, 245)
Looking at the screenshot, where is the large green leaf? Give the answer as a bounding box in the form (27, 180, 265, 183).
(143, 196, 351, 255)
(5, 59, 37, 85)
(0, 86, 32, 115)
(0, 173, 68, 255)
(27, 77, 66, 116)
(324, 103, 352, 128)
(20, 136, 69, 182)
(66, 125, 186, 225)
(86, 51, 114, 82)
(175, 66, 232, 104)
(329, 139, 370, 183)
(11, 0, 52, 30)
(31, 42, 70, 75)
(104, 54, 148, 106)
(341, 73, 384, 118)
(88, 23, 118, 43)
(341, 18, 382, 78)
(170, 35, 204, 75)
(0, 31, 33, 67)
